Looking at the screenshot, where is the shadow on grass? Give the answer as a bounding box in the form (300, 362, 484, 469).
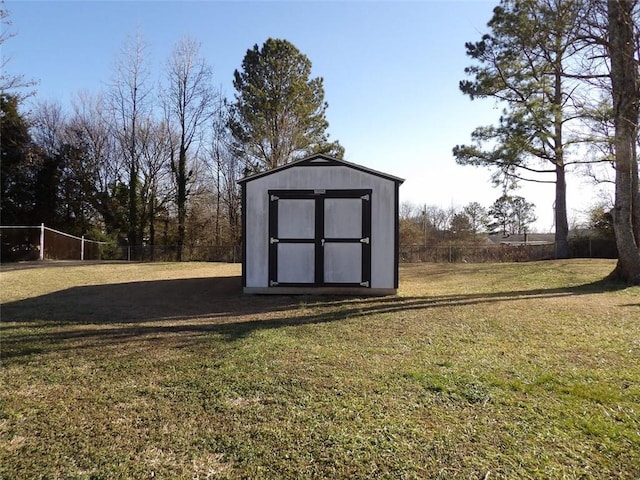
(0, 275, 629, 361)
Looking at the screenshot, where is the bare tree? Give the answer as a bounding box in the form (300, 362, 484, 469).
(162, 36, 216, 261)
(399, 201, 420, 221)
(137, 117, 174, 255)
(108, 32, 153, 251)
(398, 202, 424, 246)
(0, 3, 37, 97)
(424, 205, 452, 241)
(70, 91, 121, 195)
(30, 100, 65, 158)
(68, 91, 126, 237)
(29, 100, 66, 226)
(205, 99, 243, 246)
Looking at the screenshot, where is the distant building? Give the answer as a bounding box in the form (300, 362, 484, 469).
(486, 233, 555, 246)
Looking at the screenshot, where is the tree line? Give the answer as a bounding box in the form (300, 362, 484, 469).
(1, 1, 639, 282)
(1, 27, 341, 260)
(400, 197, 539, 246)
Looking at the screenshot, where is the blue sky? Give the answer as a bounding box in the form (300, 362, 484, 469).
(4, 0, 610, 231)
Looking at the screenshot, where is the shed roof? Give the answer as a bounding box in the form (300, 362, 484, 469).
(237, 154, 405, 185)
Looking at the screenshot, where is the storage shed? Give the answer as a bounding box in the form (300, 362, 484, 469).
(239, 154, 404, 295)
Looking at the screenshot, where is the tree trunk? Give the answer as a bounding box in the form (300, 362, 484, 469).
(128, 152, 138, 258)
(149, 191, 155, 261)
(608, 0, 640, 284)
(632, 150, 640, 245)
(127, 104, 138, 256)
(554, 162, 570, 258)
(176, 144, 187, 262)
(553, 62, 570, 259)
(215, 165, 221, 246)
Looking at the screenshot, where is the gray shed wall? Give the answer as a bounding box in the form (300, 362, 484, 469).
(244, 165, 398, 290)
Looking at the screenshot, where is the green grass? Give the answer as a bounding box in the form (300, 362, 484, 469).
(1, 260, 639, 479)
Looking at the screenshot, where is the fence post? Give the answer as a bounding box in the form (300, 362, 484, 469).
(81, 235, 85, 261)
(39, 223, 45, 261)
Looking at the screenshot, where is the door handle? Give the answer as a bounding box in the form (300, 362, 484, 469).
(321, 239, 325, 247)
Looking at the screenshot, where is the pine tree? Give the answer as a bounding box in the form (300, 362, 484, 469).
(454, 0, 592, 258)
(229, 38, 343, 173)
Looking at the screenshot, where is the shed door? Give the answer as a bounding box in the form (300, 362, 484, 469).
(269, 189, 371, 287)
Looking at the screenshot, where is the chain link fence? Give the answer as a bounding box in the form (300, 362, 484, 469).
(2, 225, 615, 265)
(114, 245, 241, 263)
(1, 225, 105, 262)
(0, 225, 241, 264)
(400, 243, 557, 263)
(400, 238, 616, 264)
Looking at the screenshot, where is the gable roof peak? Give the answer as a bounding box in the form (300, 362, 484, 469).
(238, 153, 404, 184)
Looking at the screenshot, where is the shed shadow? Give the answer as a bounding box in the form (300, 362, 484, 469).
(2, 275, 278, 325)
(0, 275, 630, 361)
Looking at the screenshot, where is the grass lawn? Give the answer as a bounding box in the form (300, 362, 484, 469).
(1, 260, 639, 479)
